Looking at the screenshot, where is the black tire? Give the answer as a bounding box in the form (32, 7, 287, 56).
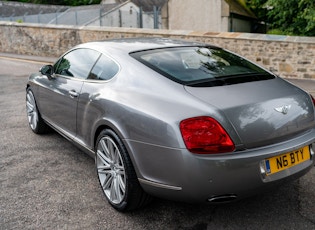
(95, 129, 151, 211)
(26, 88, 50, 134)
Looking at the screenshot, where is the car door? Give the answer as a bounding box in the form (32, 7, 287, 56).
(38, 48, 101, 139)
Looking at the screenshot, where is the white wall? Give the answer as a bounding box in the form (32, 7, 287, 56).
(167, 0, 224, 32)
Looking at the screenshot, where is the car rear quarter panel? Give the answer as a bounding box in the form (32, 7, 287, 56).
(76, 58, 241, 150)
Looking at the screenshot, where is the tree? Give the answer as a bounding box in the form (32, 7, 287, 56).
(247, 0, 315, 36)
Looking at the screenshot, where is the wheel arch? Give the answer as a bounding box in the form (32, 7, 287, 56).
(92, 119, 141, 176)
(93, 119, 128, 152)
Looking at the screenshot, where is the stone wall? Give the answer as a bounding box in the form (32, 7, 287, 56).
(0, 21, 314, 79)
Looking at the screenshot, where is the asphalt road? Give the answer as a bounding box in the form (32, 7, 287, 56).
(0, 56, 315, 230)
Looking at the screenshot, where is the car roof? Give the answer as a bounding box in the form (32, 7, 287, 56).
(75, 37, 210, 54)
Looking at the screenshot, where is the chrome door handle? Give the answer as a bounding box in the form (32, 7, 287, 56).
(69, 90, 79, 98)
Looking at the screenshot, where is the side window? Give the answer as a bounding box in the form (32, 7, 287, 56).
(89, 55, 119, 80)
(55, 48, 100, 79)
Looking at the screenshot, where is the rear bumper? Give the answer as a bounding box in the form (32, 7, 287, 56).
(139, 160, 313, 203)
(126, 129, 315, 203)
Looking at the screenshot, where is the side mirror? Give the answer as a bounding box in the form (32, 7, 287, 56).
(40, 65, 54, 78)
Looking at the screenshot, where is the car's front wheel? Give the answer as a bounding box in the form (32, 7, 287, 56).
(95, 129, 151, 211)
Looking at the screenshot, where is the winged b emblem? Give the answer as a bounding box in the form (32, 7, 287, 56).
(274, 105, 291, 114)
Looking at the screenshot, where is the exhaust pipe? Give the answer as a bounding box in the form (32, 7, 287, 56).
(208, 194, 237, 203)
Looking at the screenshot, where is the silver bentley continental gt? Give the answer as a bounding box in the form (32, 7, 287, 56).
(26, 38, 315, 211)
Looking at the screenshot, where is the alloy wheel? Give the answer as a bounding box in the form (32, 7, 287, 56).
(96, 136, 126, 204)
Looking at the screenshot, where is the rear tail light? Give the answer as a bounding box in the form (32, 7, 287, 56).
(180, 116, 235, 154)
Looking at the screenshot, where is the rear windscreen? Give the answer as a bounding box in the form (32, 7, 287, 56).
(130, 47, 275, 87)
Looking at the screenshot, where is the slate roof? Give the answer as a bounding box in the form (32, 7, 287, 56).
(130, 0, 167, 11)
(113, 0, 167, 11)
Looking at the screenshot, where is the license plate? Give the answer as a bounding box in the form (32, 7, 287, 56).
(265, 146, 310, 175)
